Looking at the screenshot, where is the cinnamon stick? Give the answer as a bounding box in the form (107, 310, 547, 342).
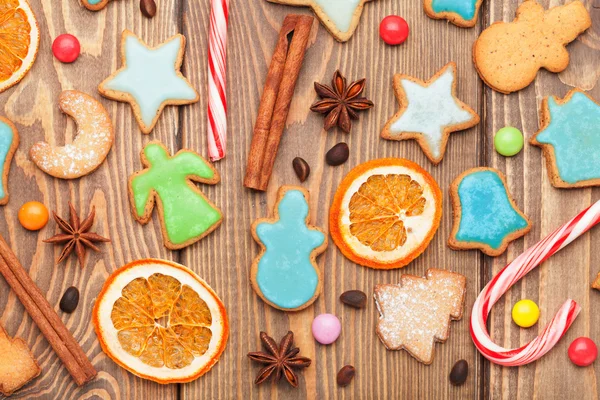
(244, 14, 313, 191)
(0, 234, 96, 386)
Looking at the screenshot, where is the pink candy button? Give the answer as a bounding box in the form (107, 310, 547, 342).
(312, 314, 341, 345)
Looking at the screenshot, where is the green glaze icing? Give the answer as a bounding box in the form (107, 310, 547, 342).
(431, 0, 478, 20)
(131, 143, 221, 246)
(256, 190, 325, 309)
(535, 92, 600, 184)
(0, 121, 14, 201)
(313, 0, 361, 33)
(456, 170, 528, 249)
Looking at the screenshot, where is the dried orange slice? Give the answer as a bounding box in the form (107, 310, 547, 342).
(93, 259, 228, 383)
(0, 0, 39, 93)
(330, 158, 442, 269)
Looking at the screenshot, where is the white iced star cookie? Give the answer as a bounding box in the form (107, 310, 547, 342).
(266, 0, 374, 42)
(381, 62, 479, 164)
(98, 30, 199, 134)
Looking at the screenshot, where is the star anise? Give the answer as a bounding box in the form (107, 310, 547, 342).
(44, 202, 110, 268)
(247, 331, 311, 387)
(310, 70, 374, 133)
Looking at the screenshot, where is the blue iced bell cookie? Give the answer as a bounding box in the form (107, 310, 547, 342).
(424, 0, 483, 28)
(251, 186, 327, 311)
(530, 89, 600, 188)
(0, 117, 19, 206)
(448, 168, 531, 257)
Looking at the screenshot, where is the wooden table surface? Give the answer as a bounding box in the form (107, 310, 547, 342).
(0, 0, 599, 399)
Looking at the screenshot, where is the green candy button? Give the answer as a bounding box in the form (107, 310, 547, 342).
(494, 127, 524, 157)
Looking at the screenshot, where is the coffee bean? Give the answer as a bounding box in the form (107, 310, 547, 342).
(336, 365, 355, 387)
(326, 143, 349, 166)
(140, 0, 157, 18)
(59, 287, 80, 313)
(292, 157, 310, 182)
(449, 359, 468, 386)
(340, 290, 367, 309)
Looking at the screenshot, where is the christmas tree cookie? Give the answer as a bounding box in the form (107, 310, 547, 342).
(374, 269, 466, 364)
(251, 186, 327, 311)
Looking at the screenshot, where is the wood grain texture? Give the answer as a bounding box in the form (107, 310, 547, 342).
(0, 0, 597, 399)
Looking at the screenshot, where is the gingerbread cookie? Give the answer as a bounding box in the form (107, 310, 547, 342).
(128, 142, 222, 250)
(81, 0, 110, 11)
(473, 1, 591, 94)
(374, 269, 466, 364)
(530, 90, 600, 188)
(449, 168, 530, 257)
(381, 62, 479, 164)
(423, 0, 483, 28)
(0, 324, 41, 396)
(98, 30, 198, 134)
(0, 117, 19, 205)
(30, 90, 114, 179)
(267, 0, 373, 42)
(251, 186, 327, 311)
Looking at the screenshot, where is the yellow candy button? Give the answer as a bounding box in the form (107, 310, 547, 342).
(512, 299, 540, 328)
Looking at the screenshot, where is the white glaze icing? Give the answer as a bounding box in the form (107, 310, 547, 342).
(313, 0, 361, 33)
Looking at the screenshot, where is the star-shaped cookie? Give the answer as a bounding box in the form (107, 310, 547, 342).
(267, 0, 374, 42)
(530, 89, 600, 188)
(98, 30, 199, 134)
(381, 62, 480, 164)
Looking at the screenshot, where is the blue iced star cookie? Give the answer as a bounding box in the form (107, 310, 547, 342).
(99, 30, 198, 134)
(251, 186, 327, 311)
(449, 168, 530, 257)
(425, 0, 483, 28)
(530, 89, 600, 188)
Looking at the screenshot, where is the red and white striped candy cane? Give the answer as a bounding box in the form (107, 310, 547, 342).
(207, 0, 229, 162)
(471, 200, 600, 366)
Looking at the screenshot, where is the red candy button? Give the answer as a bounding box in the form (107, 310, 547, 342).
(379, 16, 409, 45)
(568, 337, 598, 367)
(52, 34, 81, 63)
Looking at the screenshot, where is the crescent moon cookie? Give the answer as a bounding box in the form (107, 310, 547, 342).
(0, 117, 19, 205)
(80, 0, 110, 11)
(423, 0, 483, 28)
(129, 142, 223, 250)
(251, 186, 327, 311)
(381, 62, 480, 165)
(473, 1, 591, 94)
(30, 90, 114, 179)
(530, 90, 600, 188)
(448, 168, 530, 256)
(266, 0, 374, 42)
(98, 30, 199, 134)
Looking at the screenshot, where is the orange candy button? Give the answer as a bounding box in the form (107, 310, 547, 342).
(18, 201, 49, 231)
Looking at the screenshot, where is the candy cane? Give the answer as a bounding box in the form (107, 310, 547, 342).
(207, 0, 229, 162)
(471, 200, 600, 366)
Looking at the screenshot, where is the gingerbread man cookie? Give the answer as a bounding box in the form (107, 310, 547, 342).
(530, 90, 600, 188)
(0, 117, 19, 205)
(423, 0, 484, 28)
(381, 62, 479, 164)
(251, 186, 327, 311)
(266, 0, 374, 42)
(0, 324, 41, 396)
(473, 1, 591, 94)
(99, 30, 198, 134)
(30, 90, 114, 179)
(374, 269, 466, 364)
(129, 142, 222, 250)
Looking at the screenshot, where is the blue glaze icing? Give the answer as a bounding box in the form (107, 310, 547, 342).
(0, 121, 15, 201)
(456, 170, 528, 249)
(255, 190, 325, 309)
(102, 33, 197, 128)
(535, 92, 600, 184)
(87, 0, 101, 4)
(431, 0, 478, 20)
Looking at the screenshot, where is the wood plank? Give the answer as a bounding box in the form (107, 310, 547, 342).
(0, 1, 180, 398)
(484, 1, 600, 399)
(181, 1, 484, 399)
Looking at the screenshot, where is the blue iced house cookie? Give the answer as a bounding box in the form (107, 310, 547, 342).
(448, 168, 531, 257)
(250, 186, 327, 311)
(424, 0, 484, 28)
(530, 89, 600, 188)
